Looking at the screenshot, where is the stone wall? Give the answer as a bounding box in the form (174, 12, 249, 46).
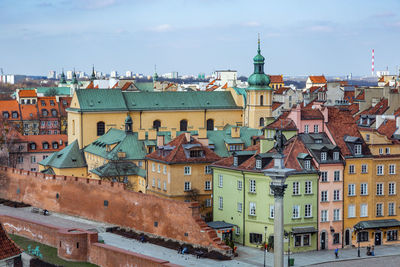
(0, 167, 231, 255)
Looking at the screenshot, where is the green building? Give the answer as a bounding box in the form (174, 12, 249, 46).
(212, 134, 319, 252)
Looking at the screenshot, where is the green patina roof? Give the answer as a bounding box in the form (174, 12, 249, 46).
(233, 87, 247, 107)
(84, 128, 148, 160)
(39, 140, 87, 169)
(90, 161, 146, 178)
(41, 167, 55, 175)
(69, 90, 241, 112)
(247, 38, 272, 91)
(207, 125, 263, 157)
(224, 138, 244, 144)
(19, 87, 71, 96)
(135, 82, 155, 92)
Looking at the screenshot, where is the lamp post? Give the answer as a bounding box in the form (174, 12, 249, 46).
(264, 226, 268, 267)
(354, 225, 363, 257)
(263, 130, 294, 267)
(285, 231, 292, 266)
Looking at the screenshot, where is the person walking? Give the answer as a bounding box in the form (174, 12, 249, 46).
(335, 247, 339, 259)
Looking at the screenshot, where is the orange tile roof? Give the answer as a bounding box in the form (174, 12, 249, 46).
(269, 75, 284, 83)
(355, 90, 365, 101)
(24, 134, 68, 152)
(377, 119, 397, 140)
(344, 91, 355, 102)
(112, 82, 119, 89)
(378, 76, 385, 82)
(94, 84, 99, 89)
(0, 223, 22, 260)
(272, 102, 283, 111)
(20, 104, 38, 120)
(309, 75, 327, 84)
(265, 112, 297, 130)
(0, 100, 20, 120)
(19, 89, 37, 98)
(355, 98, 389, 121)
(121, 82, 133, 91)
(274, 86, 290, 94)
(221, 83, 228, 89)
(146, 133, 221, 164)
(86, 81, 94, 89)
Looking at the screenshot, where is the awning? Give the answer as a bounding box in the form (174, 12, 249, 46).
(354, 219, 400, 230)
(292, 226, 318, 234)
(207, 221, 236, 230)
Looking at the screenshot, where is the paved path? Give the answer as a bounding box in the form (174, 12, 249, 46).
(2, 204, 400, 266)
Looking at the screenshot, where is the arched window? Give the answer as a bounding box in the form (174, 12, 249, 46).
(52, 142, 58, 149)
(180, 120, 188, 132)
(260, 95, 264, 106)
(51, 109, 58, 117)
(42, 109, 48, 116)
(97, 121, 105, 136)
(206, 119, 214, 131)
(43, 142, 49, 149)
(29, 143, 36, 150)
(259, 117, 265, 127)
(153, 120, 161, 131)
(12, 111, 18, 118)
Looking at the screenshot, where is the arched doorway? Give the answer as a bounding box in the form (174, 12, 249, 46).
(153, 120, 161, 131)
(320, 231, 326, 250)
(180, 120, 188, 131)
(345, 229, 350, 246)
(206, 119, 214, 131)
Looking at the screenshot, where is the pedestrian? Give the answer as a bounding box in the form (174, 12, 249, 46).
(335, 247, 339, 259)
(371, 245, 375, 256)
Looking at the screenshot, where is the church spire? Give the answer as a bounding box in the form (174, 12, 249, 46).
(257, 33, 261, 54)
(91, 65, 96, 81)
(60, 68, 66, 84)
(153, 64, 159, 82)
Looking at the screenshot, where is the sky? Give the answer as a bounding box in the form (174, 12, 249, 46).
(0, 0, 400, 77)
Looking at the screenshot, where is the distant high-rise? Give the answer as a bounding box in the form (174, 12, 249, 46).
(66, 70, 73, 80)
(47, 70, 56, 79)
(110, 70, 118, 78)
(125, 71, 133, 78)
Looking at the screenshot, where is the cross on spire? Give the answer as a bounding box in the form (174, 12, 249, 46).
(257, 33, 261, 53)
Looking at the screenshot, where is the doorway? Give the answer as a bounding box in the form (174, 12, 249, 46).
(375, 232, 382, 246)
(320, 231, 326, 250)
(345, 229, 350, 246)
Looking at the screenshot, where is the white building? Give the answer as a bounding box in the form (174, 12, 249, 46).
(66, 70, 73, 80)
(212, 70, 237, 88)
(0, 74, 26, 84)
(47, 70, 56, 79)
(111, 70, 118, 78)
(125, 71, 133, 78)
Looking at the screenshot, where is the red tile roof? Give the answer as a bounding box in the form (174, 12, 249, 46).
(0, 100, 20, 121)
(269, 75, 284, 84)
(377, 119, 397, 140)
(355, 98, 389, 121)
(0, 223, 22, 260)
(19, 89, 37, 98)
(309, 75, 327, 84)
(265, 112, 297, 130)
(23, 134, 68, 152)
(112, 82, 119, 89)
(378, 76, 385, 82)
(121, 82, 133, 91)
(355, 90, 365, 101)
(274, 86, 290, 95)
(221, 83, 228, 89)
(86, 81, 94, 89)
(326, 107, 370, 157)
(348, 103, 359, 115)
(20, 104, 38, 120)
(146, 133, 221, 164)
(344, 91, 355, 102)
(272, 102, 283, 111)
(301, 108, 324, 120)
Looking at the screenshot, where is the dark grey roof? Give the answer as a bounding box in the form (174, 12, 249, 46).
(207, 221, 236, 229)
(90, 161, 146, 178)
(344, 135, 362, 143)
(292, 226, 318, 234)
(234, 150, 257, 156)
(354, 219, 400, 230)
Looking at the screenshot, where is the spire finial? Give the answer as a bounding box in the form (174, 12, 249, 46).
(257, 33, 261, 53)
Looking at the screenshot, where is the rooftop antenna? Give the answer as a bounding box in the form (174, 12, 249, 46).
(371, 49, 375, 77)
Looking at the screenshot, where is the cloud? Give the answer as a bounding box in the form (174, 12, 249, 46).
(307, 25, 333, 33)
(150, 24, 173, 32)
(243, 21, 261, 27)
(71, 0, 120, 10)
(372, 11, 396, 18)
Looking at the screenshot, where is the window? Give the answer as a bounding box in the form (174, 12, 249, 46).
(206, 119, 214, 131)
(30, 143, 36, 150)
(52, 142, 58, 149)
(358, 231, 369, 242)
(269, 204, 274, 218)
(333, 190, 340, 201)
(31, 168, 36, 172)
(321, 152, 327, 161)
(293, 182, 300, 195)
(96, 121, 105, 136)
(237, 202, 242, 213)
(269, 182, 274, 195)
(153, 120, 161, 131)
(233, 156, 238, 166)
(256, 159, 262, 169)
(152, 163, 155, 172)
(157, 164, 161, 173)
(205, 199, 212, 207)
(377, 165, 384, 175)
(333, 151, 339, 160)
(259, 117, 264, 127)
(2, 111, 9, 118)
(305, 181, 312, 194)
(386, 147, 391, 154)
(321, 191, 328, 202)
(333, 209, 340, 221)
(321, 210, 328, 222)
(43, 155, 48, 160)
(43, 142, 49, 149)
(376, 183, 384, 196)
(237, 180, 242, 190)
(41, 121, 45, 127)
(42, 109, 48, 116)
(249, 233, 263, 244)
(349, 165, 355, 174)
(348, 204, 355, 218)
(354, 144, 362, 155)
(163, 181, 167, 191)
(184, 166, 191, 175)
(180, 119, 188, 131)
(314, 125, 319, 133)
(249, 202, 256, 216)
(379, 148, 383, 155)
(334, 170, 340, 181)
(389, 164, 396, 174)
(348, 184, 355, 196)
(218, 175, 223, 188)
(376, 203, 383, 217)
(295, 235, 302, 247)
(366, 134, 370, 141)
(152, 178, 155, 187)
(184, 182, 191, 191)
(360, 204, 368, 217)
(361, 164, 368, 174)
(30, 156, 36, 163)
(205, 181, 211, 191)
(157, 179, 161, 189)
(304, 125, 309, 133)
(333, 233, 340, 244)
(249, 180, 256, 193)
(321, 171, 328, 182)
(389, 202, 395, 216)
(387, 230, 398, 241)
(17, 156, 23, 163)
(51, 109, 57, 117)
(260, 95, 264, 106)
(235, 226, 240, 235)
(292, 205, 300, 219)
(12, 111, 18, 118)
(218, 197, 223, 210)
(47, 121, 52, 127)
(163, 165, 167, 174)
(304, 204, 312, 218)
(294, 234, 311, 247)
(389, 182, 396, 195)
(205, 165, 212, 174)
(360, 183, 368, 195)
(304, 160, 311, 170)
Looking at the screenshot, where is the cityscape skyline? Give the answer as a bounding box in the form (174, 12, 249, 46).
(0, 0, 399, 76)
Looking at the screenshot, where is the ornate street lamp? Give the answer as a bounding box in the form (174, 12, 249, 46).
(285, 231, 293, 266)
(263, 130, 295, 267)
(264, 226, 268, 267)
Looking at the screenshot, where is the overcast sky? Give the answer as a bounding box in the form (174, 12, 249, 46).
(1, 0, 399, 77)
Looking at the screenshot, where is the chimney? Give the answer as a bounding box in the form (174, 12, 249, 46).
(171, 128, 177, 139)
(138, 129, 146, 140)
(157, 135, 165, 147)
(231, 126, 240, 138)
(397, 117, 400, 128)
(198, 127, 207, 139)
(148, 128, 157, 140)
(322, 107, 329, 123)
(185, 132, 191, 142)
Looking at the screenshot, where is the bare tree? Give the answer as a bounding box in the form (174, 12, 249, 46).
(0, 118, 21, 167)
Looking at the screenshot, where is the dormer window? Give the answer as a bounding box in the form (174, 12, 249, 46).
(29, 143, 36, 150)
(43, 142, 49, 149)
(2, 112, 9, 119)
(12, 111, 18, 118)
(354, 144, 362, 155)
(52, 142, 58, 149)
(256, 159, 262, 169)
(315, 139, 322, 144)
(233, 156, 238, 167)
(189, 150, 203, 158)
(321, 152, 327, 161)
(333, 151, 339, 160)
(304, 160, 311, 170)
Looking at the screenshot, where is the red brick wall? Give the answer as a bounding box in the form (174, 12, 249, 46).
(0, 167, 231, 254)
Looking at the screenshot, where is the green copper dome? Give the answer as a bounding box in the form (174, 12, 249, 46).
(247, 38, 272, 90)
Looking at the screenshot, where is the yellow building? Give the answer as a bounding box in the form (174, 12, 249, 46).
(145, 133, 221, 221)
